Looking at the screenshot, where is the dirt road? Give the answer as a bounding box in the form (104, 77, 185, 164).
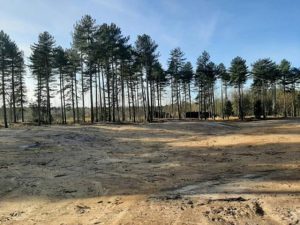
(0, 119, 299, 224)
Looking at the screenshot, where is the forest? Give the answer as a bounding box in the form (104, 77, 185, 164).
(0, 15, 300, 128)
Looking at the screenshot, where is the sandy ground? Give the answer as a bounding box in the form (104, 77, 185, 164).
(0, 119, 299, 225)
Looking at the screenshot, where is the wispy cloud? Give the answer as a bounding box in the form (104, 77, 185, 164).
(194, 14, 219, 47)
(91, 0, 142, 19)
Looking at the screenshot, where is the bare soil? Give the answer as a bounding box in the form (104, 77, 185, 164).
(0, 119, 299, 225)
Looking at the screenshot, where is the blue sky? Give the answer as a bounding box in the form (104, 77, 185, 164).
(1, 0, 300, 102)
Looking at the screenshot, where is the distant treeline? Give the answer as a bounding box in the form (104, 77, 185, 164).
(1, 15, 300, 127)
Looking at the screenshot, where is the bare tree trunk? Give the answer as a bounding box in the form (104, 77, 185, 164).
(95, 68, 98, 122)
(71, 72, 76, 123)
(106, 62, 111, 122)
(221, 81, 224, 120)
(177, 81, 181, 119)
(81, 54, 85, 123)
(101, 67, 107, 121)
(46, 78, 51, 124)
(121, 64, 126, 122)
(159, 82, 163, 117)
(116, 74, 120, 122)
(11, 61, 17, 123)
(20, 72, 24, 123)
(127, 79, 131, 121)
(98, 65, 102, 121)
(45, 57, 51, 125)
(75, 73, 80, 123)
(38, 73, 41, 126)
(188, 83, 192, 112)
(146, 78, 151, 122)
(171, 78, 174, 117)
(111, 61, 116, 122)
(212, 85, 215, 120)
(141, 75, 147, 121)
(59, 69, 64, 123)
(89, 64, 94, 123)
(238, 84, 244, 120)
(130, 77, 136, 122)
(1, 65, 8, 128)
(198, 83, 201, 120)
(272, 83, 277, 116)
(156, 81, 160, 118)
(283, 83, 287, 118)
(293, 83, 296, 117)
(62, 73, 67, 124)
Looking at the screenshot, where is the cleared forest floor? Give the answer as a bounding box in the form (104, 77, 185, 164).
(0, 119, 299, 225)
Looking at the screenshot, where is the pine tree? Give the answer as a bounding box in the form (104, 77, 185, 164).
(6, 41, 19, 123)
(54, 46, 68, 124)
(167, 48, 185, 119)
(181, 62, 194, 113)
(73, 15, 96, 123)
(251, 58, 277, 119)
(135, 34, 159, 122)
(217, 63, 229, 119)
(195, 51, 217, 119)
(30, 31, 56, 125)
(15, 51, 27, 122)
(290, 67, 300, 117)
(278, 59, 291, 118)
(229, 56, 248, 120)
(0, 30, 11, 128)
(66, 48, 80, 123)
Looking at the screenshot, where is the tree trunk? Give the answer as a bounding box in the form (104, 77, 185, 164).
(1, 65, 8, 128)
(20, 72, 24, 123)
(188, 83, 192, 112)
(45, 57, 51, 125)
(130, 78, 136, 122)
(106, 63, 111, 122)
(221, 81, 224, 120)
(171, 78, 174, 117)
(101, 67, 107, 121)
(95, 67, 98, 122)
(98, 65, 102, 121)
(127, 79, 131, 121)
(272, 83, 276, 117)
(121, 63, 125, 122)
(46, 77, 51, 124)
(89, 63, 94, 123)
(238, 84, 244, 120)
(71, 72, 76, 123)
(38, 73, 41, 126)
(146, 77, 151, 122)
(11, 61, 16, 123)
(198, 83, 201, 120)
(81, 54, 85, 123)
(75, 72, 80, 123)
(141, 75, 147, 121)
(59, 69, 64, 123)
(283, 83, 287, 118)
(177, 81, 181, 119)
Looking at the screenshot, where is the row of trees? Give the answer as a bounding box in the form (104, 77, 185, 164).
(29, 15, 167, 125)
(0, 31, 26, 128)
(1, 15, 300, 127)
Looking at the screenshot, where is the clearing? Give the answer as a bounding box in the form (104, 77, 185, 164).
(0, 119, 299, 225)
